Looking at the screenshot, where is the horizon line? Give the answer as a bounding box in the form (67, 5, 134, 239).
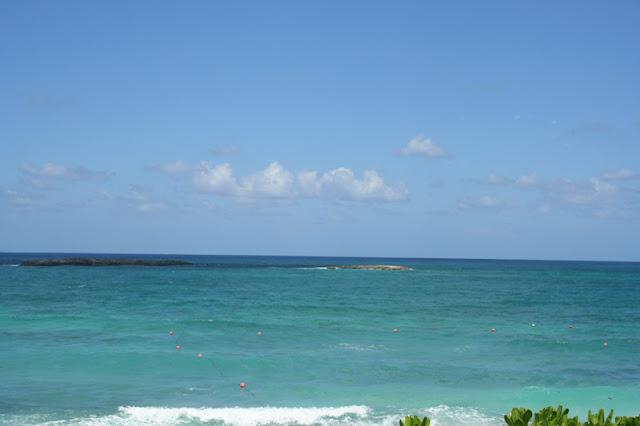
(1, 251, 638, 264)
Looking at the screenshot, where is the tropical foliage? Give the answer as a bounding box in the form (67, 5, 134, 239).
(502, 406, 640, 426)
(399, 414, 431, 426)
(400, 406, 640, 426)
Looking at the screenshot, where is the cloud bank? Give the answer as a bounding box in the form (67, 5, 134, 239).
(162, 161, 408, 202)
(600, 168, 636, 180)
(21, 162, 108, 188)
(473, 168, 638, 217)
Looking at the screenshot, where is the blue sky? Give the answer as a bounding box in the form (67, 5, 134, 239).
(1, 1, 639, 261)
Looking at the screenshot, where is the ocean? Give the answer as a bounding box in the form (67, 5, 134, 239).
(1, 253, 638, 425)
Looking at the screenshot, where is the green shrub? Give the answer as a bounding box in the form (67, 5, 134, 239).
(615, 416, 640, 426)
(584, 409, 615, 426)
(399, 415, 431, 426)
(400, 407, 640, 426)
(505, 407, 533, 426)
(531, 405, 581, 425)
(504, 407, 640, 426)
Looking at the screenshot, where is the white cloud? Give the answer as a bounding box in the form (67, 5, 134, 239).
(193, 163, 240, 195)
(470, 169, 637, 218)
(315, 168, 408, 201)
(99, 190, 116, 200)
(486, 173, 511, 185)
(22, 162, 107, 182)
(192, 162, 408, 202)
(21, 163, 108, 190)
(2, 189, 34, 207)
(398, 134, 451, 159)
(546, 177, 619, 205)
(458, 195, 516, 210)
(241, 162, 294, 198)
(515, 171, 539, 188)
(297, 170, 322, 196)
(601, 168, 636, 180)
(29, 178, 56, 189)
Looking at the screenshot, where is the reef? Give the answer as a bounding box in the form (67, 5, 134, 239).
(19, 258, 193, 267)
(326, 265, 410, 271)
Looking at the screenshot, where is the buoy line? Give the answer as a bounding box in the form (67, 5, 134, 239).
(169, 330, 265, 404)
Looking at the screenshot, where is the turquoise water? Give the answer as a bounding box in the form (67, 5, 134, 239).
(1, 254, 639, 425)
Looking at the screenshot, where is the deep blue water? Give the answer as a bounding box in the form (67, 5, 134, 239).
(1, 253, 639, 425)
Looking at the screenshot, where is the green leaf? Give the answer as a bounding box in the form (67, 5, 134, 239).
(399, 415, 430, 426)
(506, 408, 533, 426)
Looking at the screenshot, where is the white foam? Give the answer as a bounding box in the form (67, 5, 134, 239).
(7, 405, 503, 426)
(331, 343, 387, 352)
(118, 406, 371, 425)
(424, 405, 502, 426)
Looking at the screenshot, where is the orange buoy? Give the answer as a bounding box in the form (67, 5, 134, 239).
(198, 354, 203, 357)
(170, 331, 173, 335)
(176, 346, 181, 350)
(604, 343, 608, 347)
(569, 325, 573, 328)
(491, 328, 495, 332)
(240, 382, 245, 388)
(394, 329, 398, 332)
(258, 332, 262, 335)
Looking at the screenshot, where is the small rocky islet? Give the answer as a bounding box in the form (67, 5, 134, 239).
(18, 258, 408, 270)
(19, 258, 193, 267)
(326, 265, 410, 271)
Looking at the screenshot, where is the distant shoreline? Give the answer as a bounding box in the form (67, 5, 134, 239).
(19, 258, 193, 267)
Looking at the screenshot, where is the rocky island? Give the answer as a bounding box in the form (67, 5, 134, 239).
(326, 265, 410, 271)
(19, 258, 193, 267)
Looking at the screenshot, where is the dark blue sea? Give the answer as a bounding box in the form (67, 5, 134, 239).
(1, 253, 639, 425)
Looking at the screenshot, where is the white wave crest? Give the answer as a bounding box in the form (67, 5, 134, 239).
(117, 405, 371, 425)
(424, 405, 501, 426)
(4, 405, 503, 426)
